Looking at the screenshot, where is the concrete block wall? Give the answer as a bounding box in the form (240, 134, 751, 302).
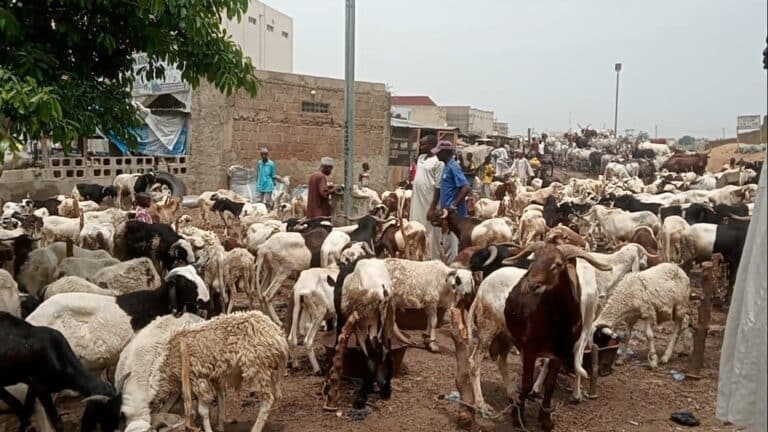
(189, 71, 391, 193)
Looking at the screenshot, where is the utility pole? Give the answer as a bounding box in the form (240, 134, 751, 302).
(654, 124, 658, 138)
(343, 0, 356, 216)
(614, 63, 622, 137)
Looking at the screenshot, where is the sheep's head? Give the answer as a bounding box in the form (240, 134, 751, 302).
(503, 242, 611, 300)
(447, 268, 474, 308)
(593, 323, 622, 347)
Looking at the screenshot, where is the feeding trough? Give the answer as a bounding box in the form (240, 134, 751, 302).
(582, 338, 620, 377)
(320, 330, 409, 378)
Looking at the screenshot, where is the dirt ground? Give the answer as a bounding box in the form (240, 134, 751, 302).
(705, 142, 765, 172)
(2, 199, 740, 432)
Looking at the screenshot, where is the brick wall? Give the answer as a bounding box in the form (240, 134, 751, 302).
(188, 71, 391, 193)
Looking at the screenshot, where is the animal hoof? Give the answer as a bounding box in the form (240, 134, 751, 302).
(569, 394, 583, 404)
(427, 340, 440, 352)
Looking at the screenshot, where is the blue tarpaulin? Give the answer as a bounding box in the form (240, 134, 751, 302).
(106, 114, 188, 156)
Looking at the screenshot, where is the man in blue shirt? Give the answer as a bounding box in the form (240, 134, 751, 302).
(432, 140, 470, 263)
(256, 148, 278, 208)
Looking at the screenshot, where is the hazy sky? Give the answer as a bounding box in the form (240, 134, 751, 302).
(275, 0, 767, 138)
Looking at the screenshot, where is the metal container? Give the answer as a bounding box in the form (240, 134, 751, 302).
(321, 331, 409, 378)
(581, 339, 620, 376)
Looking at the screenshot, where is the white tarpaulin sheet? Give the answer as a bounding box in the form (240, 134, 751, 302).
(716, 153, 767, 431)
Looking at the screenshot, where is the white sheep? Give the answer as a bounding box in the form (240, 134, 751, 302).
(41, 215, 82, 246)
(111, 313, 204, 432)
(58, 199, 100, 217)
(287, 267, 340, 374)
(79, 222, 116, 253)
(593, 263, 691, 368)
(466, 266, 527, 413)
(55, 257, 120, 280)
(588, 243, 655, 300)
(320, 230, 350, 268)
(92, 257, 162, 295)
(659, 216, 690, 264)
(384, 259, 473, 352)
(0, 268, 21, 316)
(17, 242, 112, 297)
(157, 311, 288, 432)
(222, 247, 256, 313)
(40, 276, 115, 300)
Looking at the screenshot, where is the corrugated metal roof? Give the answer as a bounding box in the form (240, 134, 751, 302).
(391, 95, 437, 106)
(391, 118, 459, 131)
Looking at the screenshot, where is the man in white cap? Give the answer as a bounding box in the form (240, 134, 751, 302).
(306, 157, 335, 218)
(410, 135, 444, 260)
(256, 148, 278, 208)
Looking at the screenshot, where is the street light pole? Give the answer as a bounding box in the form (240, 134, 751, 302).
(614, 63, 622, 137)
(343, 0, 356, 216)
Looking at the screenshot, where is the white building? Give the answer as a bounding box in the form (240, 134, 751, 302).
(444, 106, 495, 137)
(222, 0, 293, 73)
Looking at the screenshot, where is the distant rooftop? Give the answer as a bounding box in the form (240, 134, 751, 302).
(391, 96, 437, 106)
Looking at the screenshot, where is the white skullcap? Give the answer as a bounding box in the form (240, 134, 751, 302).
(260, 147, 269, 153)
(320, 157, 335, 167)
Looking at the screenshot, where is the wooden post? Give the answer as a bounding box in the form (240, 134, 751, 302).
(587, 344, 599, 398)
(323, 311, 359, 411)
(448, 308, 475, 430)
(179, 339, 195, 428)
(689, 261, 714, 376)
(65, 239, 73, 258)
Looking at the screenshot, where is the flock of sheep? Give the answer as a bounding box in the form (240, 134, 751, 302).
(0, 149, 762, 431)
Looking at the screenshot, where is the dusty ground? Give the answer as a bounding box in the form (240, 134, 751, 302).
(1, 199, 739, 432)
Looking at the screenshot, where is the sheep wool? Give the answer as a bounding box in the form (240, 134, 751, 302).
(154, 310, 288, 432)
(42, 276, 114, 300)
(92, 257, 161, 295)
(0, 269, 21, 317)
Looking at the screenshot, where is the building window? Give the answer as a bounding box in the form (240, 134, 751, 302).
(301, 101, 330, 114)
(266, 24, 274, 32)
(248, 16, 257, 25)
(282, 30, 289, 38)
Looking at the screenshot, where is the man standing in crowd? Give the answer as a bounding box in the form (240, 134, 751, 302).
(511, 151, 534, 186)
(256, 148, 278, 208)
(434, 140, 470, 264)
(410, 135, 444, 260)
(306, 157, 335, 218)
(481, 155, 495, 198)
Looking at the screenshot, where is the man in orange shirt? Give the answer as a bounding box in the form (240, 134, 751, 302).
(306, 157, 335, 218)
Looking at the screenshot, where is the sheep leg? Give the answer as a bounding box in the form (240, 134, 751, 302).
(532, 359, 548, 396)
(198, 400, 214, 432)
(31, 387, 62, 432)
(495, 350, 514, 400)
(425, 305, 439, 352)
(262, 272, 289, 325)
(615, 318, 637, 366)
(514, 352, 537, 429)
(467, 337, 493, 415)
(305, 317, 325, 375)
(216, 388, 226, 432)
(645, 316, 659, 368)
(661, 307, 686, 364)
(538, 358, 561, 432)
(250, 392, 274, 432)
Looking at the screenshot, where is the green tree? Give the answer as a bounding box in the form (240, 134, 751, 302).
(678, 135, 696, 146)
(0, 0, 260, 162)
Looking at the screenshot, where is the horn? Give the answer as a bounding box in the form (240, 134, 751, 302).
(501, 241, 543, 265)
(81, 395, 111, 404)
(557, 244, 612, 272)
(440, 209, 448, 219)
(482, 245, 498, 267)
(116, 371, 132, 392)
(728, 214, 751, 221)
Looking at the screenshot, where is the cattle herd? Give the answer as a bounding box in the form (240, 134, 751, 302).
(0, 139, 763, 432)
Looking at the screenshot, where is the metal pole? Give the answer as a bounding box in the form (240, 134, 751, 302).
(343, 0, 356, 216)
(613, 67, 620, 137)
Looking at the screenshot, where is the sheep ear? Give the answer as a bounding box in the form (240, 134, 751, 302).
(326, 276, 336, 287)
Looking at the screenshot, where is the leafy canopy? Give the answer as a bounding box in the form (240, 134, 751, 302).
(0, 0, 259, 159)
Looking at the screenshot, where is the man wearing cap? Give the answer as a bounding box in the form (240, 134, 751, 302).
(256, 148, 278, 208)
(410, 135, 444, 260)
(306, 157, 336, 218)
(434, 140, 470, 263)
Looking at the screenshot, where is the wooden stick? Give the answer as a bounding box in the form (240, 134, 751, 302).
(689, 261, 713, 375)
(179, 339, 195, 428)
(588, 344, 599, 398)
(448, 308, 475, 430)
(323, 311, 359, 411)
(65, 239, 73, 258)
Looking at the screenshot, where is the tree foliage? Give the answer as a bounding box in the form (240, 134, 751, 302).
(678, 135, 696, 146)
(0, 0, 260, 160)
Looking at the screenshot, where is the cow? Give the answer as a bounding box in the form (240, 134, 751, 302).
(661, 153, 709, 176)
